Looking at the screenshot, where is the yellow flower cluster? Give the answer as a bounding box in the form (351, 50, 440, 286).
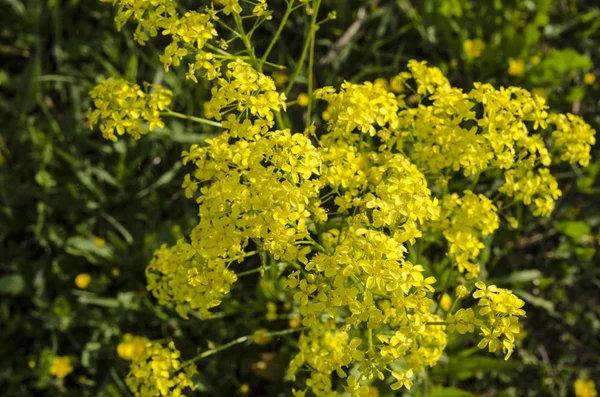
(88, 79, 172, 141)
(549, 113, 596, 167)
(118, 334, 150, 361)
(575, 379, 598, 397)
(448, 282, 525, 359)
(146, 240, 238, 319)
(125, 341, 196, 397)
(49, 356, 73, 378)
(438, 191, 499, 278)
(92, 1, 597, 393)
(207, 59, 287, 124)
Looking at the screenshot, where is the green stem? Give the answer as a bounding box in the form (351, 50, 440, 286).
(306, 0, 321, 128)
(234, 12, 259, 71)
(260, 0, 296, 67)
(284, 0, 321, 96)
(368, 329, 373, 351)
(179, 328, 305, 370)
(237, 265, 270, 277)
(425, 322, 448, 326)
(161, 109, 223, 128)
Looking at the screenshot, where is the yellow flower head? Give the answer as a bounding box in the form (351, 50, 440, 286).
(440, 293, 452, 312)
(584, 72, 596, 86)
(508, 60, 526, 77)
(297, 93, 310, 107)
(49, 356, 73, 378)
(75, 273, 91, 289)
(93, 236, 106, 247)
(575, 379, 597, 397)
(118, 334, 150, 361)
(125, 341, 196, 397)
(463, 39, 486, 58)
(456, 285, 469, 299)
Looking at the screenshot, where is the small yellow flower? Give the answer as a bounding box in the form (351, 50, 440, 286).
(204, 101, 214, 118)
(117, 334, 149, 361)
(111, 268, 121, 277)
(93, 236, 106, 247)
(297, 93, 310, 107)
(74, 273, 91, 289)
(289, 317, 302, 328)
(440, 293, 452, 312)
(507, 216, 519, 229)
(272, 71, 289, 87)
(365, 385, 380, 397)
(584, 72, 596, 86)
(456, 285, 469, 299)
(373, 78, 389, 91)
(531, 87, 547, 100)
(575, 379, 597, 397)
(49, 356, 73, 378)
(508, 60, 526, 77)
(28, 359, 36, 369)
(463, 39, 486, 58)
(266, 302, 277, 321)
(238, 383, 251, 395)
(253, 328, 273, 345)
(530, 55, 541, 65)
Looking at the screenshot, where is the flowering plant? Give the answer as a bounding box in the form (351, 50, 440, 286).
(88, 1, 595, 396)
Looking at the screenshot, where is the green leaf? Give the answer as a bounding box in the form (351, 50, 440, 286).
(490, 270, 543, 285)
(431, 386, 477, 397)
(0, 274, 25, 295)
(514, 289, 556, 315)
(557, 221, 591, 241)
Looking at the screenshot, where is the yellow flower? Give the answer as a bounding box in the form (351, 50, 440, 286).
(584, 72, 596, 86)
(289, 317, 302, 328)
(373, 77, 389, 91)
(266, 302, 277, 321)
(456, 285, 469, 299)
(272, 71, 289, 86)
(297, 93, 309, 107)
(253, 328, 273, 345)
(531, 87, 546, 100)
(463, 39, 486, 58)
(508, 60, 525, 77)
(238, 383, 251, 395)
(575, 379, 597, 397)
(507, 216, 519, 229)
(74, 273, 91, 289)
(125, 341, 196, 396)
(93, 236, 106, 247)
(117, 334, 150, 361)
(530, 55, 541, 65)
(440, 293, 452, 312)
(49, 356, 73, 378)
(365, 385, 380, 397)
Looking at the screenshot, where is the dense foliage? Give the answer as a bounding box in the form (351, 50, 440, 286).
(1, 1, 599, 397)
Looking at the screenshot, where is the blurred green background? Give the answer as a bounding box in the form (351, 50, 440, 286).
(1, 0, 598, 396)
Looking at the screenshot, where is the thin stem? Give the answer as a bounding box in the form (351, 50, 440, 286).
(425, 322, 448, 326)
(306, 0, 321, 128)
(161, 109, 223, 128)
(284, 0, 321, 96)
(237, 265, 271, 277)
(179, 328, 305, 370)
(260, 0, 296, 67)
(368, 328, 373, 351)
(234, 12, 259, 71)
